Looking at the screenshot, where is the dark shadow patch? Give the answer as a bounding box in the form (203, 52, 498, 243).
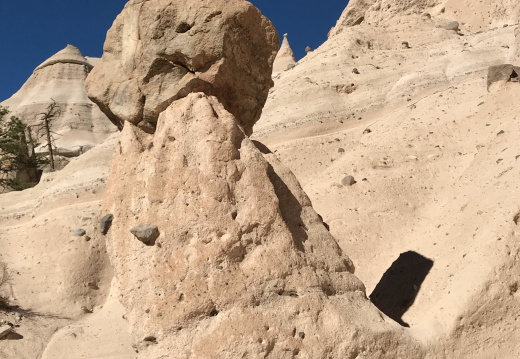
(252, 140, 308, 251)
(251, 140, 271, 155)
(175, 22, 193, 33)
(369, 251, 433, 327)
(4, 331, 23, 340)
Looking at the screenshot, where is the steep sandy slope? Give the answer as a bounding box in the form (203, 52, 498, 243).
(255, 2, 520, 357)
(0, 134, 134, 359)
(2, 45, 116, 160)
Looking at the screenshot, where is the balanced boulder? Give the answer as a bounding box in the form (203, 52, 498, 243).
(86, 0, 279, 136)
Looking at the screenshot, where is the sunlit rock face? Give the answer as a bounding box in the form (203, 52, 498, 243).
(86, 0, 279, 136)
(2, 45, 117, 159)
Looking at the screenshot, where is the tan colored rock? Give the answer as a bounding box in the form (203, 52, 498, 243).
(329, 0, 441, 35)
(487, 64, 520, 89)
(0, 135, 118, 358)
(515, 26, 520, 61)
(86, 0, 278, 136)
(1, 45, 117, 159)
(443, 0, 520, 31)
(329, 0, 520, 35)
(103, 93, 422, 358)
(272, 34, 297, 75)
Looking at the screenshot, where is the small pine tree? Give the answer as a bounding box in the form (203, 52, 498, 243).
(0, 106, 48, 191)
(33, 99, 61, 170)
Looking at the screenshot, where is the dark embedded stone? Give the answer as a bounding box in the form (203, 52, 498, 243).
(130, 224, 160, 246)
(100, 214, 114, 235)
(487, 64, 520, 90)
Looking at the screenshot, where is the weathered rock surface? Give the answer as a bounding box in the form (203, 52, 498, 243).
(99, 213, 114, 235)
(130, 224, 159, 246)
(329, 0, 520, 36)
(1, 45, 117, 160)
(487, 64, 520, 89)
(0, 325, 12, 340)
(254, 0, 520, 356)
(102, 93, 422, 358)
(272, 34, 297, 76)
(0, 134, 118, 358)
(86, 0, 279, 136)
(330, 0, 441, 35)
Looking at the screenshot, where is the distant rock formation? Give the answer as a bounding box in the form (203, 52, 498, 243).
(2, 45, 117, 164)
(272, 33, 297, 76)
(88, 1, 423, 358)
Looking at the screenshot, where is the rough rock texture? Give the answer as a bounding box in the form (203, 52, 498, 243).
(254, 1, 520, 356)
(329, 0, 520, 36)
(1, 45, 117, 159)
(99, 213, 114, 235)
(272, 34, 297, 76)
(443, 0, 520, 31)
(130, 224, 159, 246)
(487, 64, 520, 89)
(0, 135, 120, 358)
(103, 93, 422, 358)
(330, 0, 442, 35)
(86, 0, 278, 136)
(515, 27, 520, 61)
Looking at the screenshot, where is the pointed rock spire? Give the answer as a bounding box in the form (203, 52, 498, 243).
(272, 33, 297, 75)
(35, 44, 91, 72)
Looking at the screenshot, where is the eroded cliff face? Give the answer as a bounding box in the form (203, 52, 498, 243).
(330, 0, 520, 35)
(87, 0, 424, 357)
(86, 0, 279, 136)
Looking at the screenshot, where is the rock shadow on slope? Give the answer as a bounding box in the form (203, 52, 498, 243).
(369, 251, 434, 327)
(253, 140, 308, 252)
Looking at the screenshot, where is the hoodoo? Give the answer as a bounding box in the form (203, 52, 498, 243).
(272, 33, 297, 76)
(86, 0, 422, 357)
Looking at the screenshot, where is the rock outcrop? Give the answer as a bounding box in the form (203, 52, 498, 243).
(101, 93, 421, 358)
(1, 45, 116, 162)
(86, 0, 279, 136)
(272, 34, 297, 76)
(88, 0, 422, 357)
(330, 0, 441, 35)
(330, 0, 520, 36)
(0, 135, 119, 358)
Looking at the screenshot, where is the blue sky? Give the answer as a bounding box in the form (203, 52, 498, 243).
(0, 0, 348, 102)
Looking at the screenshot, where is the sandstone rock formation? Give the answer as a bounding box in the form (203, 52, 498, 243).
(1, 45, 116, 162)
(254, 0, 520, 357)
(0, 135, 122, 358)
(86, 0, 424, 357)
(86, 0, 278, 136)
(272, 34, 297, 76)
(101, 93, 421, 358)
(329, 0, 520, 36)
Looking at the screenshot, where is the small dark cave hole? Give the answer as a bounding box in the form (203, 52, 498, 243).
(176, 22, 193, 33)
(369, 251, 434, 327)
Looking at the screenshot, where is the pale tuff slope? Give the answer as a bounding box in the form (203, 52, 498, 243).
(255, 0, 520, 357)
